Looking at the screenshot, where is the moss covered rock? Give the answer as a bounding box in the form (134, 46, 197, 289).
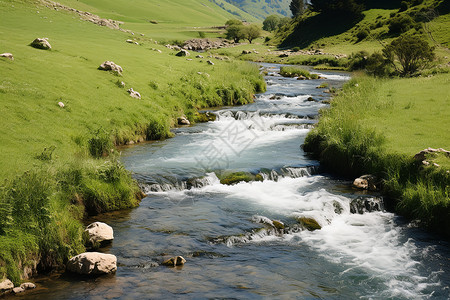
(298, 217, 322, 231)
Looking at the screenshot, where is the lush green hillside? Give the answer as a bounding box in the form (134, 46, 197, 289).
(53, 0, 257, 40)
(223, 0, 291, 19)
(0, 0, 265, 282)
(273, 0, 449, 53)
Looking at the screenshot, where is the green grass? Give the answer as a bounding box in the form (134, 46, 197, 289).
(304, 74, 450, 236)
(0, 0, 265, 282)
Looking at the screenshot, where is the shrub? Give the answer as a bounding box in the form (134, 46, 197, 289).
(388, 15, 415, 34)
(280, 66, 318, 78)
(348, 50, 369, 71)
(356, 28, 369, 41)
(383, 34, 435, 76)
(365, 52, 390, 77)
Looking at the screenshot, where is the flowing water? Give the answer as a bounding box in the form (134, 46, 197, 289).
(24, 64, 449, 299)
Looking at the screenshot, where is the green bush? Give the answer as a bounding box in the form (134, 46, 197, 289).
(356, 28, 369, 41)
(280, 66, 319, 78)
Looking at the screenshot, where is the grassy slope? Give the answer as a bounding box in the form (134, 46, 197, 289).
(224, 0, 291, 19)
(0, 0, 263, 180)
(54, 0, 257, 40)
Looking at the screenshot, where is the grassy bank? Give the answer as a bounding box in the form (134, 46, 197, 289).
(0, 0, 265, 283)
(303, 74, 450, 237)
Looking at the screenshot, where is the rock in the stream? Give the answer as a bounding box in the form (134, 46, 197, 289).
(350, 197, 384, 214)
(12, 287, 25, 294)
(177, 116, 190, 126)
(30, 38, 51, 50)
(20, 282, 36, 290)
(162, 256, 186, 267)
(67, 252, 117, 275)
(353, 174, 378, 191)
(0, 279, 14, 295)
(298, 217, 321, 231)
(0, 53, 14, 60)
(85, 222, 114, 245)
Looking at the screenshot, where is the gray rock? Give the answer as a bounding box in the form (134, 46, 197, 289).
(0, 53, 14, 60)
(98, 61, 123, 74)
(20, 282, 36, 290)
(175, 49, 190, 57)
(30, 38, 51, 50)
(353, 174, 378, 191)
(0, 279, 14, 294)
(127, 88, 141, 99)
(350, 197, 384, 214)
(85, 222, 114, 245)
(177, 116, 190, 126)
(206, 60, 214, 65)
(195, 55, 204, 59)
(67, 252, 117, 275)
(12, 287, 25, 294)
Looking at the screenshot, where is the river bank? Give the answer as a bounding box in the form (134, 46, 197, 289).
(303, 74, 450, 238)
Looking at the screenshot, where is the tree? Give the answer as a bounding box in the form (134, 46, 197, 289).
(310, 0, 364, 16)
(382, 34, 435, 76)
(225, 19, 243, 26)
(290, 0, 305, 17)
(278, 17, 291, 29)
(263, 15, 281, 32)
(244, 24, 261, 44)
(225, 25, 246, 43)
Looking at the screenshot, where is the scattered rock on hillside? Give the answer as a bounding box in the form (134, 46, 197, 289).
(207, 60, 214, 65)
(127, 88, 141, 99)
(126, 39, 134, 43)
(183, 38, 230, 51)
(58, 101, 65, 108)
(353, 174, 378, 191)
(177, 116, 190, 126)
(196, 55, 204, 59)
(30, 38, 51, 50)
(85, 222, 114, 245)
(414, 147, 450, 161)
(279, 53, 289, 58)
(0, 53, 14, 60)
(162, 256, 186, 267)
(0, 279, 14, 295)
(175, 49, 190, 57)
(242, 50, 251, 54)
(98, 61, 123, 75)
(67, 252, 117, 275)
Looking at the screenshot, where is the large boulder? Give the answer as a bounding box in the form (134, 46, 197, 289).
(85, 222, 114, 245)
(0, 279, 14, 295)
(67, 252, 117, 275)
(30, 38, 52, 50)
(98, 61, 123, 75)
(0, 53, 14, 60)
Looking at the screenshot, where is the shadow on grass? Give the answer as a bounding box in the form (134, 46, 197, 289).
(280, 13, 363, 48)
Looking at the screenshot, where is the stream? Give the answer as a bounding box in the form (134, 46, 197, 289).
(23, 63, 449, 299)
